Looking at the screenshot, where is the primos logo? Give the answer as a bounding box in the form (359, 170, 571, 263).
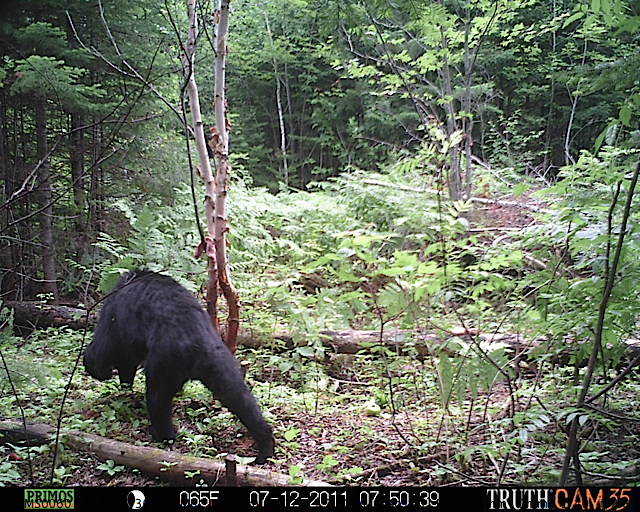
(24, 490, 74, 509)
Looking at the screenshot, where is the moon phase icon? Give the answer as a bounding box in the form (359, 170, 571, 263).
(128, 490, 146, 509)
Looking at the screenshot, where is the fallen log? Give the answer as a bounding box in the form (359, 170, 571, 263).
(0, 419, 328, 487)
(238, 327, 534, 357)
(9, 301, 636, 366)
(5, 301, 97, 332)
(4, 300, 529, 356)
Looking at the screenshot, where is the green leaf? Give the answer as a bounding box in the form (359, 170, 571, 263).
(619, 104, 632, 126)
(352, 235, 373, 246)
(378, 267, 408, 276)
(563, 11, 585, 28)
(438, 352, 453, 406)
(284, 427, 301, 442)
(296, 346, 315, 357)
(289, 465, 302, 476)
(336, 247, 356, 258)
(513, 183, 530, 198)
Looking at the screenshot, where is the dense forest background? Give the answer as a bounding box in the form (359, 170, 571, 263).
(0, 0, 639, 487)
(1, 0, 638, 301)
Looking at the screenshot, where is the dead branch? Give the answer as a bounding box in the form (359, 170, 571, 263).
(363, 179, 553, 214)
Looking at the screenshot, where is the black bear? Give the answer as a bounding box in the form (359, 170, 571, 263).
(83, 270, 273, 463)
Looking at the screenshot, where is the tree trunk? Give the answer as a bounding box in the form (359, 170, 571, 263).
(70, 112, 86, 259)
(542, 0, 558, 173)
(11, 303, 639, 370)
(213, 0, 240, 352)
(264, 10, 288, 187)
(88, 119, 103, 232)
(463, 16, 473, 200)
(35, 97, 58, 302)
(184, 0, 218, 327)
(6, 300, 97, 332)
(439, 31, 461, 201)
(564, 39, 588, 167)
(0, 94, 17, 299)
(184, 0, 240, 352)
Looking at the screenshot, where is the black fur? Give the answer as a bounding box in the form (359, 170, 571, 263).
(84, 270, 273, 463)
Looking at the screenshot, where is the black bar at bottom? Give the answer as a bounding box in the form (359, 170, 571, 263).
(6, 486, 638, 511)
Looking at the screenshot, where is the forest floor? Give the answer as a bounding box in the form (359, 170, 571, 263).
(13, 379, 523, 487)
(15, 370, 640, 487)
(7, 196, 640, 487)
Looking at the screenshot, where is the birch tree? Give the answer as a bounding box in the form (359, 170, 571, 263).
(184, 0, 240, 352)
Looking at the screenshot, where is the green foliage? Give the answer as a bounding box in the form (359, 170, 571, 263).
(9, 23, 104, 110)
(520, 147, 640, 357)
(1, 0, 639, 487)
(316, 454, 339, 474)
(228, 181, 354, 270)
(88, 189, 202, 293)
(438, 338, 510, 409)
(11, 56, 105, 109)
(96, 460, 126, 477)
(288, 464, 304, 485)
(0, 326, 60, 392)
(2, 0, 638, 303)
(226, 0, 385, 188)
(0, 458, 21, 486)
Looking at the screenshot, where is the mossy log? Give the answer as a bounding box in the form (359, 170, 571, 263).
(0, 419, 327, 487)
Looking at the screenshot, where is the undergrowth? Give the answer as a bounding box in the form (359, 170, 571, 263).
(1, 148, 640, 485)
